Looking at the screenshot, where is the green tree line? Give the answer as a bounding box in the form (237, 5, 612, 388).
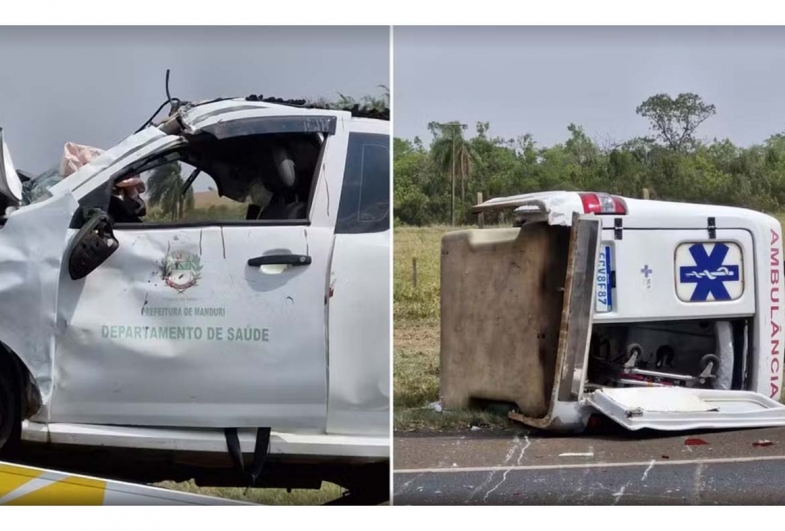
(394, 92, 785, 226)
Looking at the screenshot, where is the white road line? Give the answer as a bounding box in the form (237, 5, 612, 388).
(395, 453, 785, 475)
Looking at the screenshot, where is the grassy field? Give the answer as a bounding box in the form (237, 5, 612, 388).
(157, 480, 343, 505)
(394, 225, 514, 432)
(192, 190, 241, 209)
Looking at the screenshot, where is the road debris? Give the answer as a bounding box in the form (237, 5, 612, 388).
(685, 438, 709, 446)
(558, 452, 594, 457)
(753, 440, 774, 447)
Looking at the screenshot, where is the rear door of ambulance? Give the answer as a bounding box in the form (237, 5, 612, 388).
(582, 212, 785, 431)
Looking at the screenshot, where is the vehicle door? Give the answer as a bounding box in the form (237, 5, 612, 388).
(51, 111, 345, 431)
(326, 121, 391, 437)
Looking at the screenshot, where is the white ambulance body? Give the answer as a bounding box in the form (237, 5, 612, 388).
(460, 191, 785, 432)
(0, 97, 390, 502)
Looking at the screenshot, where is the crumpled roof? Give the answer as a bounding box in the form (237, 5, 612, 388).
(244, 94, 389, 121)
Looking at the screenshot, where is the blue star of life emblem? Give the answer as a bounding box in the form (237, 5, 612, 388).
(678, 242, 740, 302)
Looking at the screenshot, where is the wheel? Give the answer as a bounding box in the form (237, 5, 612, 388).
(0, 365, 20, 456)
(623, 343, 643, 368)
(699, 354, 720, 377)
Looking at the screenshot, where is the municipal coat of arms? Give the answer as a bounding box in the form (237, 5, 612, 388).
(160, 249, 203, 293)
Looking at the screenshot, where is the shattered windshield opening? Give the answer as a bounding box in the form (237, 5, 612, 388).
(22, 165, 62, 205)
(21, 143, 106, 206)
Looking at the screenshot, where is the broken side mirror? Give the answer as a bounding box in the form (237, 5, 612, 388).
(67, 209, 119, 280)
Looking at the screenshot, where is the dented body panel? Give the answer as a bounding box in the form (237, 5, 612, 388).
(0, 192, 80, 417)
(327, 230, 391, 436)
(52, 225, 333, 429)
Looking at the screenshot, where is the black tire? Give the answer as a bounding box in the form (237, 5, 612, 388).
(624, 343, 643, 366)
(0, 365, 20, 457)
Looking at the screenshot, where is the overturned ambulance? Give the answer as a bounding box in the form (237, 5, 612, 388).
(440, 191, 785, 432)
(0, 96, 390, 503)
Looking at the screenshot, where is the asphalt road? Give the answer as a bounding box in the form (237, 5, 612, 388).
(394, 425, 785, 505)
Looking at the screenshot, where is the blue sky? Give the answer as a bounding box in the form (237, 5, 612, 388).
(0, 26, 389, 173)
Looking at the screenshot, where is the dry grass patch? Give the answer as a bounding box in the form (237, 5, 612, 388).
(156, 480, 344, 505)
(394, 225, 513, 431)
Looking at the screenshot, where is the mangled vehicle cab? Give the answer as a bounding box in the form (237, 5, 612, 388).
(0, 96, 390, 502)
(441, 191, 785, 432)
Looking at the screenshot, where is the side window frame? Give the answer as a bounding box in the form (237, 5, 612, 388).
(71, 114, 337, 231)
(91, 142, 330, 231)
(334, 132, 390, 234)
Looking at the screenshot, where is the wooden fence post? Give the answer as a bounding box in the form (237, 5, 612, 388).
(642, 188, 650, 200)
(477, 192, 485, 228)
(412, 257, 418, 288)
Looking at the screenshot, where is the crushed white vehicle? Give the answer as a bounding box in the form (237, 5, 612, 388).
(0, 96, 390, 503)
(441, 191, 785, 433)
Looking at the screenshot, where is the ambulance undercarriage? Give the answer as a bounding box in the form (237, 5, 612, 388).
(440, 192, 785, 432)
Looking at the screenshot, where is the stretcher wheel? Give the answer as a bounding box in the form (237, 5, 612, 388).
(623, 343, 643, 368)
(699, 354, 720, 376)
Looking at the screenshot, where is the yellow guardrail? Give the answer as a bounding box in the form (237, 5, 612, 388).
(0, 461, 248, 505)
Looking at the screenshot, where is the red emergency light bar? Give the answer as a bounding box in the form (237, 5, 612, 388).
(579, 192, 627, 215)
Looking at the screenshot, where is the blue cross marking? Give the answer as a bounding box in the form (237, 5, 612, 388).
(678, 243, 740, 302)
(641, 265, 652, 278)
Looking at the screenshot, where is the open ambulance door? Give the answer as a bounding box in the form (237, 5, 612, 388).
(585, 386, 785, 431)
(575, 224, 785, 433)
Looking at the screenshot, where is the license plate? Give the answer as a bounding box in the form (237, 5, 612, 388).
(595, 243, 613, 313)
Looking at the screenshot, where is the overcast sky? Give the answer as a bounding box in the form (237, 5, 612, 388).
(394, 26, 785, 148)
(0, 26, 389, 174)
